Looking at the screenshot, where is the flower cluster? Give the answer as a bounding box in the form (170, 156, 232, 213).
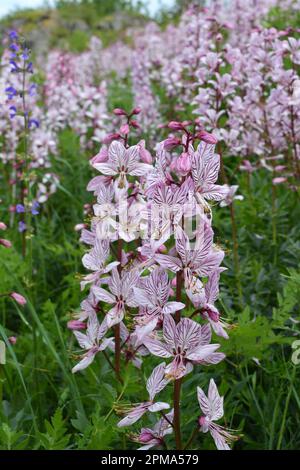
(69, 111, 237, 450)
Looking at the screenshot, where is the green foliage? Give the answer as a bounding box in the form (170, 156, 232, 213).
(272, 268, 300, 328)
(38, 409, 71, 450)
(0, 423, 29, 450)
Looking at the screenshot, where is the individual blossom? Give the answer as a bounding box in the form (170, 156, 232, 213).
(197, 379, 238, 450)
(119, 322, 150, 368)
(144, 315, 221, 380)
(117, 363, 170, 427)
(92, 268, 140, 327)
(81, 238, 119, 289)
(72, 312, 113, 373)
(200, 271, 229, 339)
(93, 141, 152, 189)
(134, 268, 185, 333)
(219, 185, 244, 207)
(156, 225, 224, 307)
(191, 141, 229, 208)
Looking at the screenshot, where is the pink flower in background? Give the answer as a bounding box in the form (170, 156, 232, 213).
(0, 239, 12, 248)
(10, 292, 26, 306)
(8, 336, 17, 345)
(220, 185, 244, 207)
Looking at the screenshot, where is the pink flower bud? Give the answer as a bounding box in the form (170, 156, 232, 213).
(0, 222, 7, 230)
(274, 165, 286, 172)
(163, 137, 181, 150)
(0, 238, 12, 248)
(176, 152, 191, 175)
(168, 121, 184, 130)
(113, 108, 127, 116)
(67, 320, 86, 330)
(131, 107, 142, 115)
(197, 130, 218, 144)
(158, 244, 167, 253)
(181, 120, 192, 127)
(272, 177, 287, 185)
(102, 133, 120, 144)
(171, 277, 177, 287)
(120, 123, 130, 135)
(10, 292, 26, 306)
(8, 336, 17, 345)
(130, 120, 140, 129)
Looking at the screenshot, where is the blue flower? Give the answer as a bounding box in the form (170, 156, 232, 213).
(29, 84, 37, 96)
(28, 119, 39, 129)
(26, 62, 33, 73)
(9, 31, 18, 41)
(16, 204, 25, 213)
(18, 221, 27, 233)
(21, 48, 30, 61)
(5, 86, 17, 100)
(31, 201, 40, 216)
(10, 43, 19, 52)
(9, 60, 19, 73)
(9, 106, 17, 119)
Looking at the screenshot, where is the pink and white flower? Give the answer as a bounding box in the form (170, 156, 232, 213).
(117, 363, 170, 427)
(197, 379, 238, 450)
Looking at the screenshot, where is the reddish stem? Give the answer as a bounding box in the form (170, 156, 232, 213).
(173, 269, 184, 449)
